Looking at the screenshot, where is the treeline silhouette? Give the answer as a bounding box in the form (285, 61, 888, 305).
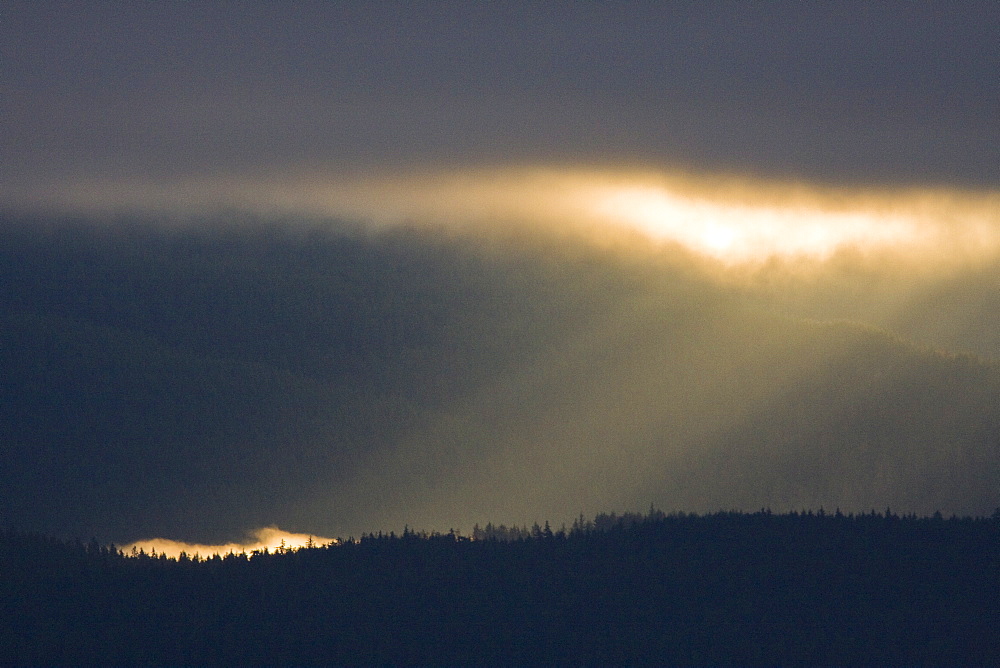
(3, 508, 1000, 665)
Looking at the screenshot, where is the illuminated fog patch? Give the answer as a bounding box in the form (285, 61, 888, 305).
(123, 527, 336, 558)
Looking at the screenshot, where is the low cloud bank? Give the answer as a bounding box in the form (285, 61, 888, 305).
(8, 166, 999, 266)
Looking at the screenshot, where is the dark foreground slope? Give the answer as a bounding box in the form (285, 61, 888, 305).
(3, 510, 1000, 666)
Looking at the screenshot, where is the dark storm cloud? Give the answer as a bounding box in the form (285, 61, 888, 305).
(2, 1, 998, 188)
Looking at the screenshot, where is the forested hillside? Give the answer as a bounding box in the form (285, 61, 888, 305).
(3, 214, 1000, 543)
(3, 510, 999, 665)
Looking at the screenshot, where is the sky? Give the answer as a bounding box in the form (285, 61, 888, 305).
(3, 0, 998, 190)
(2, 1, 1000, 552)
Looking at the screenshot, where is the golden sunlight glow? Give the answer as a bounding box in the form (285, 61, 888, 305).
(306, 168, 1000, 264)
(583, 183, 929, 261)
(16, 166, 1000, 265)
(123, 527, 337, 558)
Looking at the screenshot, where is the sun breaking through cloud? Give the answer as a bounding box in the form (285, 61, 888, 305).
(11, 166, 999, 266)
(586, 183, 920, 261)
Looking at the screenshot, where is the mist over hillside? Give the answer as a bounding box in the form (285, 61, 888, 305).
(1, 213, 998, 544)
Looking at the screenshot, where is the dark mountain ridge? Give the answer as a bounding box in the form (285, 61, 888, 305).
(3, 509, 999, 665)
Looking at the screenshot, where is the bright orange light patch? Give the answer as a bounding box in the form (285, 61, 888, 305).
(123, 526, 336, 558)
(584, 183, 928, 262)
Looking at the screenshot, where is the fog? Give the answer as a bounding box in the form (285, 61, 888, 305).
(2, 168, 999, 544)
(123, 527, 338, 559)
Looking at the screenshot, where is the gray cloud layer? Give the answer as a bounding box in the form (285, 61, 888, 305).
(3, 1, 998, 188)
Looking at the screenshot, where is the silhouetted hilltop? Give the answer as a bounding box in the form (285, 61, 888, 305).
(3, 509, 999, 665)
